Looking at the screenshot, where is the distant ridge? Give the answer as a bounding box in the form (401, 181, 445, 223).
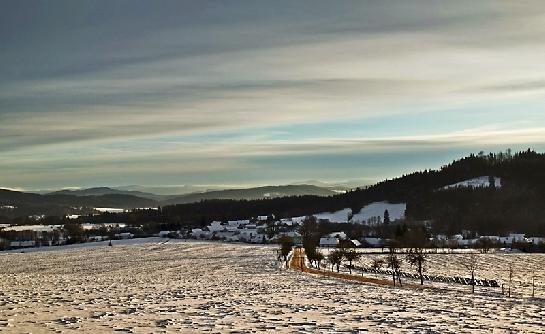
(48, 187, 159, 199)
(162, 185, 336, 205)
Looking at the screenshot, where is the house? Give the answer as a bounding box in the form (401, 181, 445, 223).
(191, 228, 209, 239)
(319, 237, 339, 247)
(224, 234, 240, 242)
(508, 233, 525, 243)
(458, 239, 477, 246)
(362, 237, 383, 247)
(89, 236, 108, 242)
(240, 228, 258, 241)
(452, 234, 464, 241)
(327, 231, 347, 239)
(257, 215, 268, 221)
(114, 232, 134, 239)
(351, 240, 362, 247)
(228, 220, 250, 227)
(527, 237, 545, 245)
(213, 231, 237, 240)
(208, 221, 225, 233)
(157, 231, 170, 238)
(225, 225, 239, 232)
(10, 240, 36, 248)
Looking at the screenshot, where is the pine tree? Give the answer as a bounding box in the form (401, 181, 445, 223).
(383, 209, 390, 224)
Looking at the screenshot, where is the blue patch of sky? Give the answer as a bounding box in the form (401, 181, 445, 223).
(110, 95, 545, 150)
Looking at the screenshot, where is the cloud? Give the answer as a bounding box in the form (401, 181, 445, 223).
(2, 1, 545, 188)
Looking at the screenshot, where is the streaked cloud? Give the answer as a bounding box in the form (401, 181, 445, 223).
(1, 1, 545, 189)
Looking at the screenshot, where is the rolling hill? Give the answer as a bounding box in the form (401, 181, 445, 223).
(162, 185, 336, 205)
(48, 187, 160, 199)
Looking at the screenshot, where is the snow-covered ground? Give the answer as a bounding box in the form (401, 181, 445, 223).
(314, 208, 352, 223)
(0, 237, 177, 254)
(318, 248, 545, 299)
(94, 207, 127, 213)
(443, 176, 502, 189)
(1, 224, 63, 232)
(312, 202, 406, 224)
(1, 242, 543, 333)
(351, 201, 406, 223)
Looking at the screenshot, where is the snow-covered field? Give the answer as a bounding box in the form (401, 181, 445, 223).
(1, 242, 544, 333)
(348, 251, 545, 298)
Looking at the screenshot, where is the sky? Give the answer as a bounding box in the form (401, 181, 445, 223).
(2, 1, 545, 190)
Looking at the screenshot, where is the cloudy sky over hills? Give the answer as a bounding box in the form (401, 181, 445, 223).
(2, 1, 545, 189)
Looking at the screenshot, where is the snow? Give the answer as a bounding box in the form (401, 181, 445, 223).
(0, 242, 543, 333)
(82, 223, 127, 230)
(289, 202, 406, 225)
(2, 224, 63, 232)
(443, 176, 502, 190)
(94, 207, 127, 213)
(314, 208, 352, 223)
(351, 201, 406, 224)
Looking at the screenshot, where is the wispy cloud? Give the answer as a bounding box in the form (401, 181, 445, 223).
(1, 1, 545, 188)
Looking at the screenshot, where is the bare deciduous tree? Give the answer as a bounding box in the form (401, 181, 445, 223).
(386, 247, 402, 287)
(328, 249, 344, 272)
(463, 253, 479, 293)
(508, 262, 514, 298)
(406, 248, 428, 285)
(278, 235, 294, 267)
(343, 249, 361, 274)
(314, 250, 324, 270)
(370, 258, 384, 277)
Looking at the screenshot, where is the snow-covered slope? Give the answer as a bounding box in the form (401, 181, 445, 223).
(443, 176, 501, 190)
(308, 202, 406, 224)
(351, 201, 406, 224)
(314, 208, 352, 223)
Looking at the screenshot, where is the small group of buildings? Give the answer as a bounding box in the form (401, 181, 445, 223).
(434, 233, 545, 247)
(318, 232, 384, 248)
(185, 217, 302, 243)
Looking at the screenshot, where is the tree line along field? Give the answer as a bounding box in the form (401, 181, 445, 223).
(1, 240, 544, 333)
(311, 248, 545, 299)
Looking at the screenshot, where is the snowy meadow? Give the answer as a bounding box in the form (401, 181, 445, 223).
(0, 241, 544, 333)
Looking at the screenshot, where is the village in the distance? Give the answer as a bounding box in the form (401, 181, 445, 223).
(2, 198, 545, 252)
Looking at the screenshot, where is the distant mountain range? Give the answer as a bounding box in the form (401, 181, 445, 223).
(0, 184, 340, 216)
(161, 185, 336, 205)
(0, 189, 156, 216)
(47, 187, 161, 200)
(45, 184, 338, 202)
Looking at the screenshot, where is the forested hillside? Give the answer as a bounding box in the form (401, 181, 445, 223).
(2, 150, 545, 236)
(161, 150, 545, 235)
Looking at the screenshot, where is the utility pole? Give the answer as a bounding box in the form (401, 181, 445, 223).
(508, 263, 513, 298)
(532, 273, 535, 298)
(300, 248, 304, 272)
